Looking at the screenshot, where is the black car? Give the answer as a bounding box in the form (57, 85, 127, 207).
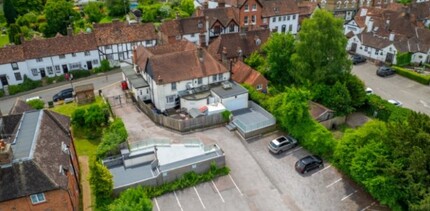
(53, 88, 74, 102)
(351, 55, 366, 65)
(376, 66, 395, 77)
(295, 155, 324, 174)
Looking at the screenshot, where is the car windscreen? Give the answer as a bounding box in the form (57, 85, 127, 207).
(270, 142, 279, 149)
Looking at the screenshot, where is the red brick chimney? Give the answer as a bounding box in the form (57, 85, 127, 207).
(218, 0, 225, 8)
(132, 46, 138, 65)
(222, 47, 228, 65)
(0, 139, 13, 165)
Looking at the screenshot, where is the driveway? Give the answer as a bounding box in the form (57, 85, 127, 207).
(352, 62, 430, 115)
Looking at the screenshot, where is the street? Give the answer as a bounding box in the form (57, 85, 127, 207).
(352, 62, 430, 115)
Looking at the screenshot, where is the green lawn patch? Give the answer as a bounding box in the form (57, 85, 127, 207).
(99, 16, 113, 23)
(0, 34, 10, 47)
(51, 96, 105, 117)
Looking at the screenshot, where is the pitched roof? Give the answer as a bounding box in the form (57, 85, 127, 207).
(359, 32, 392, 49)
(9, 99, 33, 115)
(135, 41, 228, 85)
(261, 0, 299, 17)
(0, 45, 25, 65)
(297, 1, 318, 17)
(232, 61, 267, 86)
(22, 33, 97, 59)
(93, 22, 157, 46)
(410, 2, 430, 20)
(200, 7, 239, 27)
(208, 29, 270, 60)
(309, 101, 333, 120)
(160, 16, 206, 37)
(0, 110, 72, 202)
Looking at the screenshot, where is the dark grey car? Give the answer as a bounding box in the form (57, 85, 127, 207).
(376, 66, 395, 77)
(52, 88, 74, 102)
(268, 135, 298, 154)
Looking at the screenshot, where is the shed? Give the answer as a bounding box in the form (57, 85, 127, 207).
(75, 84, 95, 105)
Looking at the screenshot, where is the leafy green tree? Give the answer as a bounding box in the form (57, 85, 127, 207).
(179, 0, 194, 16)
(345, 74, 366, 109)
(26, 99, 45, 109)
(84, 2, 105, 23)
(43, 0, 79, 37)
(106, 0, 130, 17)
(16, 12, 39, 30)
(90, 160, 113, 209)
(140, 4, 162, 22)
(411, 194, 430, 211)
(292, 10, 351, 85)
(3, 0, 18, 24)
(71, 108, 86, 127)
(13, 0, 43, 15)
(85, 105, 109, 129)
(312, 81, 353, 116)
(8, 24, 22, 45)
(109, 186, 153, 211)
(263, 33, 297, 86)
(244, 52, 266, 74)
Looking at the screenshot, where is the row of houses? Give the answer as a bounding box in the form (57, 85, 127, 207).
(345, 2, 430, 64)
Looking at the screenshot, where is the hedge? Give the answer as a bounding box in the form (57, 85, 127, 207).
(392, 66, 430, 85)
(395, 52, 411, 67)
(363, 94, 411, 122)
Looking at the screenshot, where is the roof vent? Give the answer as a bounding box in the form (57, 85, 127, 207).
(222, 81, 232, 89)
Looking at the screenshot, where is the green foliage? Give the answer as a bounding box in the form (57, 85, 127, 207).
(96, 118, 128, 159)
(392, 66, 430, 85)
(13, 0, 43, 15)
(69, 69, 92, 79)
(8, 23, 21, 44)
(395, 52, 411, 67)
(85, 105, 109, 129)
(0, 89, 4, 98)
(71, 108, 86, 127)
(8, 75, 42, 95)
(397, 0, 411, 5)
(3, 0, 17, 24)
(16, 12, 39, 30)
(106, 0, 130, 17)
(26, 99, 45, 109)
(101, 59, 111, 71)
(221, 110, 231, 122)
(84, 2, 105, 23)
(90, 160, 114, 209)
(364, 94, 411, 122)
(345, 74, 366, 108)
(179, 0, 194, 16)
(312, 81, 353, 116)
(140, 3, 162, 22)
(244, 52, 266, 74)
(43, 0, 79, 37)
(243, 84, 270, 107)
(109, 186, 153, 211)
(292, 10, 351, 85)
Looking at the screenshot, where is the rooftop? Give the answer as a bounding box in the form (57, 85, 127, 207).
(211, 81, 248, 99)
(123, 68, 148, 89)
(11, 110, 41, 162)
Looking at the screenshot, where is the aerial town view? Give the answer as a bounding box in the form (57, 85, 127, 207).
(0, 0, 430, 210)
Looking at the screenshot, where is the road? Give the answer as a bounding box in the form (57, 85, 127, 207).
(0, 71, 123, 114)
(352, 62, 430, 115)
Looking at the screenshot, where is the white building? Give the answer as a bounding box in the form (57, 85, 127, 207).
(261, 0, 300, 34)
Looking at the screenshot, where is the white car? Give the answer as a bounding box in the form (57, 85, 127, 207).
(388, 99, 403, 107)
(25, 96, 42, 102)
(365, 87, 374, 95)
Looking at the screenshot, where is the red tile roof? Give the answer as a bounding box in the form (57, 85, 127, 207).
(0, 45, 25, 65)
(261, 0, 299, 17)
(200, 7, 239, 27)
(93, 22, 157, 46)
(232, 61, 267, 86)
(160, 16, 206, 37)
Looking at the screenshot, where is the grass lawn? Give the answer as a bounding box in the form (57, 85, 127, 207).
(0, 34, 9, 47)
(99, 16, 113, 24)
(51, 96, 105, 117)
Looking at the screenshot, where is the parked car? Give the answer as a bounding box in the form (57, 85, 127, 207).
(295, 155, 324, 174)
(365, 87, 374, 95)
(268, 135, 298, 154)
(52, 88, 74, 102)
(351, 54, 367, 64)
(25, 96, 42, 102)
(388, 99, 403, 107)
(376, 66, 395, 77)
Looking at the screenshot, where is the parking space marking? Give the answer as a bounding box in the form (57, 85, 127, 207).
(228, 174, 243, 196)
(360, 202, 376, 211)
(211, 180, 225, 203)
(326, 178, 343, 188)
(193, 187, 206, 209)
(285, 147, 303, 156)
(312, 165, 331, 176)
(341, 190, 358, 201)
(174, 191, 184, 211)
(154, 198, 160, 211)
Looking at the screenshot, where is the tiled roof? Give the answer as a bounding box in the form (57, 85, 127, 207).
(9, 99, 33, 115)
(160, 16, 206, 37)
(232, 61, 267, 86)
(94, 22, 157, 46)
(359, 32, 391, 49)
(410, 2, 430, 20)
(22, 33, 97, 59)
(201, 7, 239, 27)
(261, 0, 299, 17)
(0, 45, 25, 65)
(208, 29, 270, 60)
(0, 110, 73, 202)
(297, 1, 317, 16)
(135, 41, 228, 85)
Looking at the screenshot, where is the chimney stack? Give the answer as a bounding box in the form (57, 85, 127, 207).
(199, 32, 206, 47)
(132, 46, 138, 66)
(67, 26, 73, 36)
(222, 47, 228, 65)
(218, 0, 226, 8)
(0, 139, 13, 165)
(197, 46, 204, 62)
(203, 0, 209, 9)
(237, 47, 243, 61)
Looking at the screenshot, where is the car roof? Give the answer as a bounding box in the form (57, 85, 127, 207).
(300, 155, 321, 164)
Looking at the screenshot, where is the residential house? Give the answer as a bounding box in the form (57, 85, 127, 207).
(0, 33, 99, 89)
(297, 1, 319, 24)
(133, 40, 234, 112)
(261, 0, 300, 34)
(207, 29, 270, 62)
(194, 2, 240, 38)
(0, 108, 80, 210)
(236, 0, 264, 31)
(159, 16, 208, 45)
(231, 60, 268, 93)
(93, 21, 157, 64)
(410, 1, 430, 27)
(103, 139, 225, 194)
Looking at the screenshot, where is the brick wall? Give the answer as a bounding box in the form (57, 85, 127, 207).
(0, 189, 73, 211)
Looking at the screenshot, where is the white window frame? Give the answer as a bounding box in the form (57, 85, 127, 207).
(244, 4, 249, 12)
(36, 58, 43, 62)
(244, 16, 249, 25)
(171, 82, 177, 91)
(55, 65, 61, 73)
(197, 77, 202, 85)
(251, 15, 256, 24)
(31, 68, 38, 76)
(11, 62, 18, 70)
(93, 59, 99, 65)
(14, 72, 22, 81)
(85, 51, 91, 56)
(30, 193, 46, 204)
(166, 95, 176, 103)
(70, 62, 81, 70)
(256, 84, 263, 90)
(59, 54, 65, 59)
(252, 4, 257, 11)
(72, 53, 77, 57)
(47, 66, 53, 74)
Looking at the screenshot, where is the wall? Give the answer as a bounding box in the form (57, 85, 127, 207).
(319, 116, 346, 129)
(98, 40, 156, 62)
(0, 189, 74, 211)
(180, 97, 208, 111)
(0, 61, 29, 89)
(239, 0, 262, 30)
(220, 92, 248, 111)
(411, 52, 428, 64)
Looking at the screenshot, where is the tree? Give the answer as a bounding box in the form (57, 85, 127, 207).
(292, 10, 351, 85)
(84, 2, 105, 23)
(43, 0, 79, 37)
(244, 52, 266, 74)
(345, 74, 366, 109)
(109, 186, 153, 211)
(106, 0, 130, 17)
(312, 81, 353, 116)
(71, 108, 86, 127)
(85, 105, 109, 129)
(26, 99, 45, 109)
(263, 33, 297, 86)
(90, 160, 113, 209)
(13, 0, 44, 15)
(179, 0, 194, 16)
(8, 24, 22, 45)
(3, 0, 18, 24)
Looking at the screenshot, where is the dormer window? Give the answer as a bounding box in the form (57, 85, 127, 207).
(336, 1, 342, 9)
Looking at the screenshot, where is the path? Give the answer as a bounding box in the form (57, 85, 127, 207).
(79, 156, 92, 211)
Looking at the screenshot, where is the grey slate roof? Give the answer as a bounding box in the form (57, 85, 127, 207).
(11, 110, 41, 161)
(123, 68, 149, 89)
(211, 81, 248, 99)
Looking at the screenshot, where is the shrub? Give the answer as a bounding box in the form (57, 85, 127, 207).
(90, 160, 113, 210)
(69, 69, 92, 79)
(96, 118, 128, 159)
(395, 52, 411, 67)
(363, 94, 411, 122)
(8, 75, 42, 95)
(71, 108, 86, 127)
(392, 66, 430, 85)
(221, 110, 231, 122)
(26, 99, 45, 109)
(100, 59, 111, 72)
(0, 89, 4, 98)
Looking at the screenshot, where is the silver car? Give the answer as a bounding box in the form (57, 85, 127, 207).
(268, 135, 298, 154)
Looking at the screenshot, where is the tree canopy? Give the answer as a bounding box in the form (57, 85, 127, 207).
(84, 2, 105, 23)
(106, 0, 130, 17)
(109, 186, 153, 211)
(3, 0, 18, 24)
(13, 0, 44, 15)
(43, 0, 79, 37)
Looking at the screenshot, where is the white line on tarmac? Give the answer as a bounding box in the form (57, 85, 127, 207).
(228, 174, 243, 196)
(292, 147, 303, 152)
(211, 180, 225, 203)
(360, 202, 376, 211)
(312, 165, 331, 176)
(174, 191, 184, 211)
(341, 190, 358, 201)
(194, 187, 206, 209)
(154, 198, 160, 211)
(326, 178, 343, 188)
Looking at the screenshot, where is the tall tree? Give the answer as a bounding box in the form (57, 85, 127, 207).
(292, 10, 351, 85)
(43, 0, 79, 37)
(84, 2, 105, 23)
(106, 0, 130, 17)
(109, 186, 153, 211)
(263, 33, 297, 86)
(8, 24, 22, 45)
(3, 0, 17, 24)
(13, 0, 44, 15)
(90, 160, 113, 209)
(179, 0, 195, 16)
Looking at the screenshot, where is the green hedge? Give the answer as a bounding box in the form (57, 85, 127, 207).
(364, 94, 411, 122)
(96, 118, 128, 159)
(395, 52, 411, 67)
(392, 66, 430, 85)
(8, 75, 42, 95)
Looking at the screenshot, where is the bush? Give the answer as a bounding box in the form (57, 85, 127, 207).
(8, 75, 42, 95)
(70, 69, 92, 79)
(395, 52, 411, 67)
(0, 89, 4, 98)
(96, 118, 128, 159)
(26, 99, 45, 109)
(90, 160, 113, 210)
(392, 66, 430, 85)
(221, 110, 231, 122)
(364, 94, 411, 122)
